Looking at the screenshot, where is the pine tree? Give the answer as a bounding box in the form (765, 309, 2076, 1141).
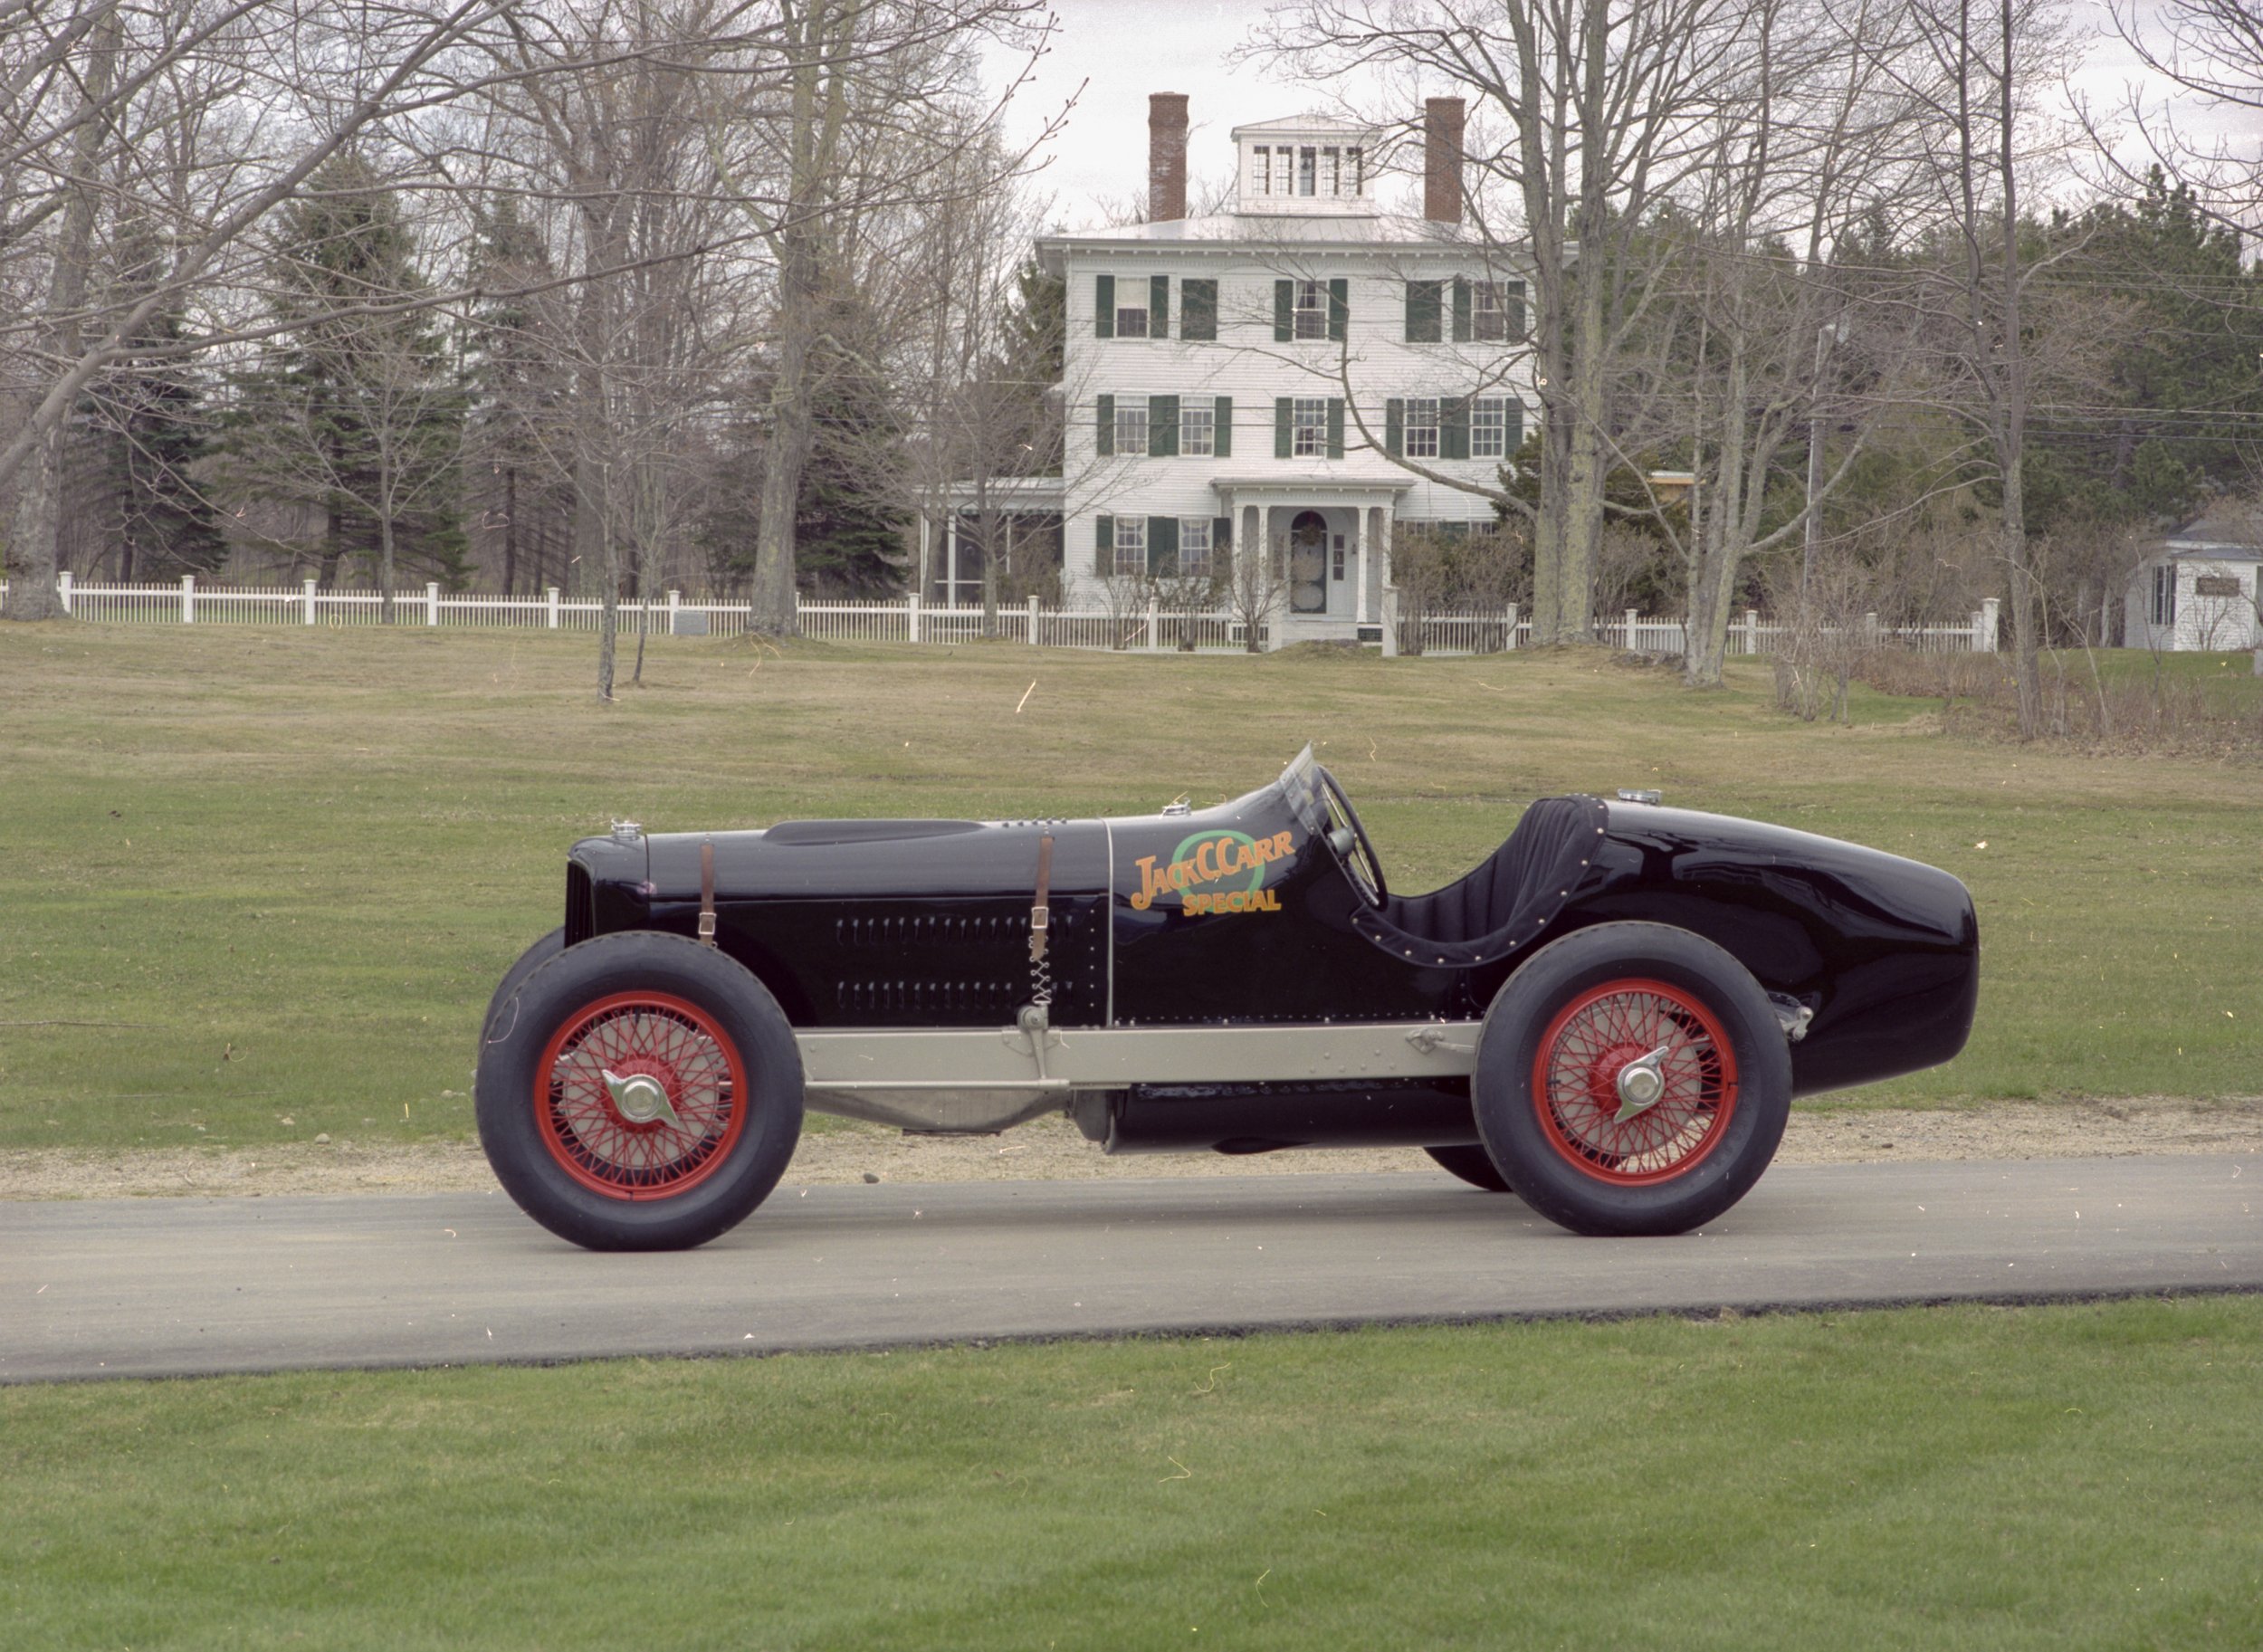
(464, 196, 571, 594)
(219, 155, 467, 605)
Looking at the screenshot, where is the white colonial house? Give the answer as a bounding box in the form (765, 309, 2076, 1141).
(983, 93, 1527, 646)
(2125, 515, 2263, 652)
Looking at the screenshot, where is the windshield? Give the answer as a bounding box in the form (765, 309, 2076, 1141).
(1275, 745, 1331, 838)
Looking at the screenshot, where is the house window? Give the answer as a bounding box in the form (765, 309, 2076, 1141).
(1322, 147, 1340, 196)
(1294, 280, 1327, 340)
(1293, 396, 1329, 458)
(1254, 146, 1271, 196)
(1472, 282, 1514, 342)
(1472, 396, 1510, 459)
(1405, 396, 1440, 459)
(1179, 518, 1213, 578)
(1347, 148, 1363, 195)
(1181, 401, 1215, 456)
(1114, 394, 1150, 456)
(1113, 515, 1147, 578)
(1113, 280, 1149, 339)
(1299, 146, 1316, 196)
(2153, 564, 2178, 627)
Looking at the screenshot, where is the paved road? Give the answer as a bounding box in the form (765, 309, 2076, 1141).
(5, 1154, 2258, 1383)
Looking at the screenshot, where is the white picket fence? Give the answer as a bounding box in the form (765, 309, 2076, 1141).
(0, 574, 2000, 657)
(1410, 600, 2000, 657)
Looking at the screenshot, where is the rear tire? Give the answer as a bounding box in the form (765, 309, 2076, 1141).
(1423, 1144, 1512, 1193)
(1473, 922, 1790, 1237)
(475, 931, 803, 1250)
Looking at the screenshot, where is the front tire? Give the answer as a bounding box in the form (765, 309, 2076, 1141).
(1473, 922, 1790, 1237)
(475, 931, 804, 1250)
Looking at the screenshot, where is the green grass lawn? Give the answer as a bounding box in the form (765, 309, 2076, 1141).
(5, 1295, 2258, 1649)
(0, 622, 2256, 1154)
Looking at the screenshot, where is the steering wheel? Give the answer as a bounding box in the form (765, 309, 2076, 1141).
(1317, 766, 1389, 907)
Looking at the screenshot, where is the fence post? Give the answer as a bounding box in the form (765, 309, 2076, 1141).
(1381, 587, 1399, 657)
(1503, 600, 1518, 651)
(1624, 607, 1638, 651)
(547, 586, 560, 630)
(907, 589, 921, 643)
(1978, 597, 2000, 653)
(1145, 596, 1160, 652)
(1743, 609, 1759, 655)
(181, 574, 195, 625)
(1864, 610, 1880, 647)
(1026, 593, 1041, 646)
(303, 578, 318, 625)
(426, 581, 441, 626)
(57, 570, 72, 615)
(667, 589, 680, 636)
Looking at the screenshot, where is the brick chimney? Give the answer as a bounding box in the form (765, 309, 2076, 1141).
(1149, 92, 1189, 223)
(1424, 97, 1466, 224)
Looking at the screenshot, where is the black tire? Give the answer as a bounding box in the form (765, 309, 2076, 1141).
(1424, 1143, 1513, 1193)
(474, 931, 804, 1251)
(1472, 921, 1790, 1237)
(480, 927, 564, 1051)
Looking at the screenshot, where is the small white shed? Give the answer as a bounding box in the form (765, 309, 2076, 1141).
(2125, 517, 2262, 651)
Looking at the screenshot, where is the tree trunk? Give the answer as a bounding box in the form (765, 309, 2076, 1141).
(378, 511, 397, 624)
(750, 303, 812, 634)
(596, 458, 617, 702)
(502, 466, 520, 596)
(3, 4, 118, 625)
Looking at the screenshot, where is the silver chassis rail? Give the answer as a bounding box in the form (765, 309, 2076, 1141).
(794, 1021, 1483, 1135)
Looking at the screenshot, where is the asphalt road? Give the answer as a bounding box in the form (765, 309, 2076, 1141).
(5, 1153, 2258, 1383)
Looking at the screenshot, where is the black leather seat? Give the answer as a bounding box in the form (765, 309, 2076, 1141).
(1349, 794, 1609, 969)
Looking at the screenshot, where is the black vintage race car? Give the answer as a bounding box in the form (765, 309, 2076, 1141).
(475, 748, 1978, 1251)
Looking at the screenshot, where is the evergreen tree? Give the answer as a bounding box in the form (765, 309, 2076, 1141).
(463, 195, 571, 594)
(62, 220, 226, 579)
(219, 154, 467, 602)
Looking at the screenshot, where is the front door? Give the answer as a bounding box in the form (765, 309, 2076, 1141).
(1289, 511, 1327, 614)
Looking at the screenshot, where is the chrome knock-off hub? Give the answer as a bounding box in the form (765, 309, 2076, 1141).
(601, 1067, 683, 1129)
(1612, 1045, 1672, 1122)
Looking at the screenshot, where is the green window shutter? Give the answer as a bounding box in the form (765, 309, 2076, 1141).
(1505, 396, 1525, 453)
(1182, 279, 1217, 340)
(1094, 515, 1114, 575)
(1274, 280, 1293, 342)
(1274, 397, 1293, 458)
(1385, 396, 1404, 457)
(1326, 397, 1345, 460)
(1151, 393, 1179, 458)
(1405, 281, 1441, 343)
(1096, 393, 1114, 457)
(1213, 515, 1232, 553)
(1148, 514, 1179, 576)
(1327, 278, 1349, 341)
(1505, 280, 1526, 339)
(1442, 395, 1469, 461)
(1151, 274, 1170, 339)
(1095, 274, 1114, 339)
(1213, 396, 1232, 457)
(1452, 277, 1472, 343)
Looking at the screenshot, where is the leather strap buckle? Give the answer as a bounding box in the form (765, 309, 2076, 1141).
(698, 838, 718, 947)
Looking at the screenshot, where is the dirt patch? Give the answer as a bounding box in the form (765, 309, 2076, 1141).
(5, 1096, 2258, 1200)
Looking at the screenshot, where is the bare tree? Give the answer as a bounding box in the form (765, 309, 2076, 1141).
(1899, 0, 2084, 738)
(1257, 0, 1771, 645)
(3, 0, 514, 622)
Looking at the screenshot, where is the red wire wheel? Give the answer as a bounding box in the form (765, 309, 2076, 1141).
(1531, 977, 1739, 1185)
(533, 990, 750, 1199)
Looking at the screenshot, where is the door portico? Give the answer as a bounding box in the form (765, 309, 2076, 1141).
(1214, 478, 1408, 642)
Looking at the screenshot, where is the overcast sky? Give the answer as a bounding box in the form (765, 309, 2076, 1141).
(984, 2, 2260, 232)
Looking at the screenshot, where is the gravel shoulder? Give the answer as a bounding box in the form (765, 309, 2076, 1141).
(6, 1096, 2260, 1200)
